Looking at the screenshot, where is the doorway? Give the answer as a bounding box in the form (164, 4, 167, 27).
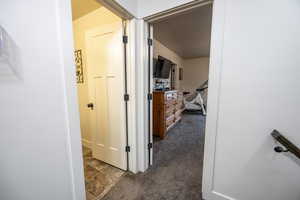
(70, 1, 134, 199)
(148, 2, 213, 199)
(85, 22, 127, 170)
(100, 3, 214, 199)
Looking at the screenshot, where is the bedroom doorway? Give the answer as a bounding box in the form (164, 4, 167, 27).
(146, 2, 213, 198)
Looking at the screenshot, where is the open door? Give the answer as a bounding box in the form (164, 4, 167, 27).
(203, 1, 300, 200)
(85, 22, 127, 170)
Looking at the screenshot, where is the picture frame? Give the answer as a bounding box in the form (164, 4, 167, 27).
(74, 49, 84, 84)
(179, 68, 183, 80)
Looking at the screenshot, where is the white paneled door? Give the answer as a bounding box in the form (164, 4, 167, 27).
(85, 22, 127, 170)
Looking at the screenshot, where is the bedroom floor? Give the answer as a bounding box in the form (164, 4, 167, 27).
(102, 113, 206, 200)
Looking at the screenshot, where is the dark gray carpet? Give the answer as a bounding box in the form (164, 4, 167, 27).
(102, 113, 206, 200)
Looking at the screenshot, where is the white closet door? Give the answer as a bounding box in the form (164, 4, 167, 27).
(85, 22, 126, 170)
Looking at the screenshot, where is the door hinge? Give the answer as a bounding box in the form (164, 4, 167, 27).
(125, 146, 131, 152)
(148, 143, 153, 149)
(123, 35, 128, 44)
(147, 93, 153, 101)
(148, 38, 153, 46)
(124, 94, 129, 101)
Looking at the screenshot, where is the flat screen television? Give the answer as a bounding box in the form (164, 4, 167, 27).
(153, 56, 172, 79)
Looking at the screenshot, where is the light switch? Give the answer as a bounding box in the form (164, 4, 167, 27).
(0, 25, 21, 81)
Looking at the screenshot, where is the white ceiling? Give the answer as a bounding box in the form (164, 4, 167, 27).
(153, 4, 213, 59)
(71, 0, 102, 20)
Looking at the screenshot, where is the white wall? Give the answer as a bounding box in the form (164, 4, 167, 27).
(153, 39, 184, 89)
(203, 0, 300, 200)
(115, 0, 138, 16)
(181, 57, 209, 92)
(73, 7, 120, 147)
(137, 0, 195, 18)
(111, 0, 196, 18)
(0, 0, 84, 200)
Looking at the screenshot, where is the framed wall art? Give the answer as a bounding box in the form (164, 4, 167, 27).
(74, 50, 84, 84)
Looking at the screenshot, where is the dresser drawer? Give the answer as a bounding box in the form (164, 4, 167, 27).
(165, 100, 176, 107)
(165, 108, 175, 118)
(175, 110, 182, 118)
(153, 90, 182, 139)
(166, 115, 175, 127)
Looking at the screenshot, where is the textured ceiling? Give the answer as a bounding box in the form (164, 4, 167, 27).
(71, 0, 102, 20)
(153, 4, 212, 59)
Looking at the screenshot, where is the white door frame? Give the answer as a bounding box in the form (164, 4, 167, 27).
(134, 20, 153, 172)
(124, 18, 138, 173)
(201, 1, 227, 199)
(138, 1, 227, 199)
(61, 0, 225, 198)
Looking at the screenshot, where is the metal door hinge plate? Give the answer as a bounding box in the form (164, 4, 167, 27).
(148, 93, 153, 101)
(148, 38, 153, 46)
(123, 35, 128, 44)
(124, 94, 129, 101)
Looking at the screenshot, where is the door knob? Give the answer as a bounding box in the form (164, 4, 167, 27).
(274, 146, 289, 153)
(87, 103, 94, 110)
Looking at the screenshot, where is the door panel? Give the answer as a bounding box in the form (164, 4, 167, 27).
(86, 22, 126, 170)
(94, 77, 108, 162)
(106, 75, 126, 167)
(203, 1, 300, 200)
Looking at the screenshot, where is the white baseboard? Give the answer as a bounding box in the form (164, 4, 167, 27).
(81, 139, 92, 149)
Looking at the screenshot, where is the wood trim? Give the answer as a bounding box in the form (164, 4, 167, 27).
(144, 0, 213, 23)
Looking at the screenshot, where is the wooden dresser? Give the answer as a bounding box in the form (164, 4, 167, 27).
(153, 90, 184, 139)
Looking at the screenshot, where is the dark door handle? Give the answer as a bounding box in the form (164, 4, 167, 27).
(87, 103, 94, 110)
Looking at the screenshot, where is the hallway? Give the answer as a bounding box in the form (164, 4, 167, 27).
(102, 113, 206, 200)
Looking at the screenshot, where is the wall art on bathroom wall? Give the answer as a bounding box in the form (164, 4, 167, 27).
(74, 49, 84, 84)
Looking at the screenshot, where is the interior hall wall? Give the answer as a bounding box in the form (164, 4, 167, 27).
(112, 0, 196, 18)
(113, 0, 138, 16)
(181, 57, 209, 93)
(0, 0, 85, 199)
(73, 7, 120, 147)
(153, 39, 184, 90)
(137, 0, 195, 18)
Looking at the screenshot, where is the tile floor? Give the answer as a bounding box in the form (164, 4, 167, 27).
(82, 147, 125, 200)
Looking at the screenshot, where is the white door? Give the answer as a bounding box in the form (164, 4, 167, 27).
(203, 1, 300, 200)
(85, 22, 127, 170)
